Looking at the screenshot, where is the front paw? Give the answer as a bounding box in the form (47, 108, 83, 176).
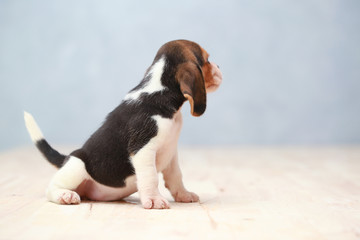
(175, 191, 199, 203)
(141, 195, 170, 209)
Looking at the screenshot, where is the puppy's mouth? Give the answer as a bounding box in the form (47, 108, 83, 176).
(211, 62, 223, 83)
(206, 62, 222, 93)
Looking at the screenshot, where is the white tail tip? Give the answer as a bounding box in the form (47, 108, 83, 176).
(24, 111, 44, 142)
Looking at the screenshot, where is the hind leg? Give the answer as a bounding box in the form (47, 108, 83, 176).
(46, 156, 88, 204)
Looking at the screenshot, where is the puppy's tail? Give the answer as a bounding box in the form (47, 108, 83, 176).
(24, 111, 67, 168)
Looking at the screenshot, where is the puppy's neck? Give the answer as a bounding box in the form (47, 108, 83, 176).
(123, 56, 186, 118)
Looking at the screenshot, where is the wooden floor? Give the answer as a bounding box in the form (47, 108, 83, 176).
(0, 146, 359, 240)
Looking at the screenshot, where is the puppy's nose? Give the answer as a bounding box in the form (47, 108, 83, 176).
(217, 65, 220, 69)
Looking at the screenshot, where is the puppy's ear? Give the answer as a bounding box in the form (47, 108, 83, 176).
(176, 62, 206, 117)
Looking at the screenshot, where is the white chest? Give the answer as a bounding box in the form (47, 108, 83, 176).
(152, 111, 183, 172)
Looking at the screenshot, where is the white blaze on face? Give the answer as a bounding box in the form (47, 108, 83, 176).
(124, 57, 167, 101)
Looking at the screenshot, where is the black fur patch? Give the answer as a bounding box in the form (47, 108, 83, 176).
(36, 139, 67, 168)
(70, 88, 185, 187)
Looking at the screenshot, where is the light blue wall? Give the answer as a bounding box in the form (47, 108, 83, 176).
(1, 0, 360, 150)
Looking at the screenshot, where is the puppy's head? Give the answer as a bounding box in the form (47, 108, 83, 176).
(156, 40, 223, 117)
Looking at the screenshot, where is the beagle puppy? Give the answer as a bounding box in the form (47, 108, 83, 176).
(24, 40, 222, 209)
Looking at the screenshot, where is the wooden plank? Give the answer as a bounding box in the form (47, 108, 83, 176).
(0, 146, 359, 239)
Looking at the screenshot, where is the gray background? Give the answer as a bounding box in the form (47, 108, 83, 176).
(1, 0, 359, 151)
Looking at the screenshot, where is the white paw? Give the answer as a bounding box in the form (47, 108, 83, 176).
(58, 191, 81, 205)
(141, 195, 170, 209)
(175, 191, 199, 203)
